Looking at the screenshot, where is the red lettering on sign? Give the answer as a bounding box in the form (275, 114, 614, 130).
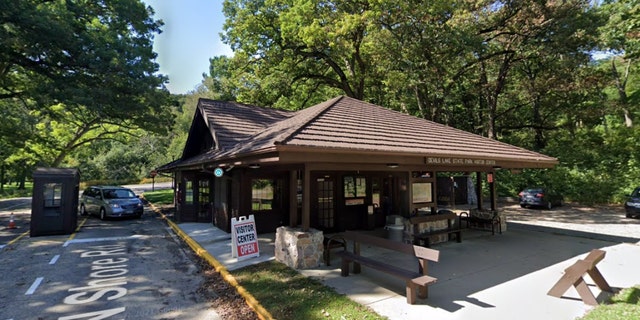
(238, 243, 258, 257)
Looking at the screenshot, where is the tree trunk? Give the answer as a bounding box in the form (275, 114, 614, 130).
(0, 163, 4, 192)
(18, 165, 26, 190)
(611, 59, 633, 127)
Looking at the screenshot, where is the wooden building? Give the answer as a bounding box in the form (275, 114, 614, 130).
(157, 96, 557, 234)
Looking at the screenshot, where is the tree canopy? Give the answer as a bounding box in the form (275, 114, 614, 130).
(2, 0, 640, 205)
(199, 0, 640, 203)
(0, 0, 173, 185)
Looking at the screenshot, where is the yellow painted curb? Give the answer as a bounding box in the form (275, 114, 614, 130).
(68, 217, 88, 242)
(147, 200, 274, 320)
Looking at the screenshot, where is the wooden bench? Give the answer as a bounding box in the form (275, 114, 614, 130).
(323, 234, 347, 266)
(547, 249, 613, 305)
(408, 211, 462, 247)
(459, 209, 502, 235)
(335, 231, 440, 304)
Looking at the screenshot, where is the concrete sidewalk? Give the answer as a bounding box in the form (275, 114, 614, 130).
(176, 222, 640, 320)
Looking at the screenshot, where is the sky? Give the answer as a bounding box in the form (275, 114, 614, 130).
(142, 0, 233, 94)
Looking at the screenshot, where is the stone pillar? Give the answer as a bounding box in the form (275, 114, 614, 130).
(275, 226, 323, 269)
(498, 212, 508, 232)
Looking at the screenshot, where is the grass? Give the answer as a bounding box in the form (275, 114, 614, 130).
(579, 286, 640, 320)
(0, 182, 33, 199)
(141, 189, 174, 205)
(231, 261, 386, 320)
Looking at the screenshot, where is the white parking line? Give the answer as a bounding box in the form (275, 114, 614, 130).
(63, 234, 150, 247)
(25, 277, 44, 295)
(49, 255, 60, 265)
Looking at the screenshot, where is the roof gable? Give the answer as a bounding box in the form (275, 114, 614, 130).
(180, 99, 294, 160)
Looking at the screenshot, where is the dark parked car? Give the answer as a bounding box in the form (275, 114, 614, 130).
(518, 187, 563, 210)
(625, 187, 640, 218)
(80, 186, 144, 220)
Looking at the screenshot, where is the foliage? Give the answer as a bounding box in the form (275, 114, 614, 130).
(75, 133, 173, 182)
(0, 0, 169, 114)
(0, 181, 33, 199)
(231, 261, 385, 320)
(579, 285, 640, 320)
(0, 0, 173, 185)
(202, 0, 640, 204)
(141, 189, 174, 205)
(2, 0, 640, 204)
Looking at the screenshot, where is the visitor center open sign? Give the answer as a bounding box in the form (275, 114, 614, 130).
(231, 215, 260, 261)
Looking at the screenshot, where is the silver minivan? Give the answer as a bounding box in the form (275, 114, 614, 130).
(79, 186, 144, 220)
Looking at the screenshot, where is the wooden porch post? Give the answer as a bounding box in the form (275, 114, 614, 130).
(302, 165, 311, 231)
(489, 171, 497, 211)
(476, 172, 483, 211)
(289, 169, 298, 227)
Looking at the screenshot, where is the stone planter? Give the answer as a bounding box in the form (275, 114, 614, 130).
(274, 226, 323, 269)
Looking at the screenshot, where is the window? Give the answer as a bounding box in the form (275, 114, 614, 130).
(43, 183, 62, 208)
(185, 179, 194, 204)
(344, 176, 366, 205)
(198, 179, 210, 204)
(372, 177, 380, 207)
(251, 179, 281, 211)
(317, 178, 334, 228)
(198, 179, 210, 219)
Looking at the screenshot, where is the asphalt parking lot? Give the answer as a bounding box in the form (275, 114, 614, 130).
(502, 201, 640, 242)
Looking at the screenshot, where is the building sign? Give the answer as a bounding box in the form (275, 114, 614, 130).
(424, 157, 497, 166)
(231, 215, 260, 261)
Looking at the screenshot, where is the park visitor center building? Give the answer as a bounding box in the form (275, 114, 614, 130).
(157, 96, 557, 267)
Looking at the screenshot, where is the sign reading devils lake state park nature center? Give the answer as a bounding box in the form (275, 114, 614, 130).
(424, 157, 497, 166)
(231, 215, 260, 261)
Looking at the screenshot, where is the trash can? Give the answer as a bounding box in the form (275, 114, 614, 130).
(30, 168, 80, 237)
(385, 215, 405, 242)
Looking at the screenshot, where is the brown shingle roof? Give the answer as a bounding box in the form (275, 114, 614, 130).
(160, 96, 557, 170)
(283, 97, 552, 161)
(198, 99, 293, 150)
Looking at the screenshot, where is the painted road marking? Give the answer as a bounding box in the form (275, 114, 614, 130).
(25, 277, 44, 295)
(63, 235, 150, 247)
(1, 231, 30, 252)
(58, 244, 129, 319)
(49, 255, 60, 265)
(0, 244, 5, 250)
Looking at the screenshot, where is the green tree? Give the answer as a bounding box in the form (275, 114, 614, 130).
(0, 0, 174, 173)
(222, 0, 383, 108)
(0, 99, 35, 190)
(599, 0, 640, 127)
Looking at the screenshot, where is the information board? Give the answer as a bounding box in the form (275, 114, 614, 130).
(231, 215, 260, 261)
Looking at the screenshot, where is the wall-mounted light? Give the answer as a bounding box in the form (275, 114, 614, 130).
(248, 164, 260, 169)
(386, 163, 399, 168)
(492, 166, 502, 170)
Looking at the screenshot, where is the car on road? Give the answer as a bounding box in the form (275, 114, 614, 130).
(625, 187, 640, 218)
(79, 186, 144, 220)
(518, 187, 563, 210)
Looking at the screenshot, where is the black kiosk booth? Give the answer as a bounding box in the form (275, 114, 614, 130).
(30, 168, 80, 237)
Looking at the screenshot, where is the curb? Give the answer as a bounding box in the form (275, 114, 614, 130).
(147, 201, 274, 320)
